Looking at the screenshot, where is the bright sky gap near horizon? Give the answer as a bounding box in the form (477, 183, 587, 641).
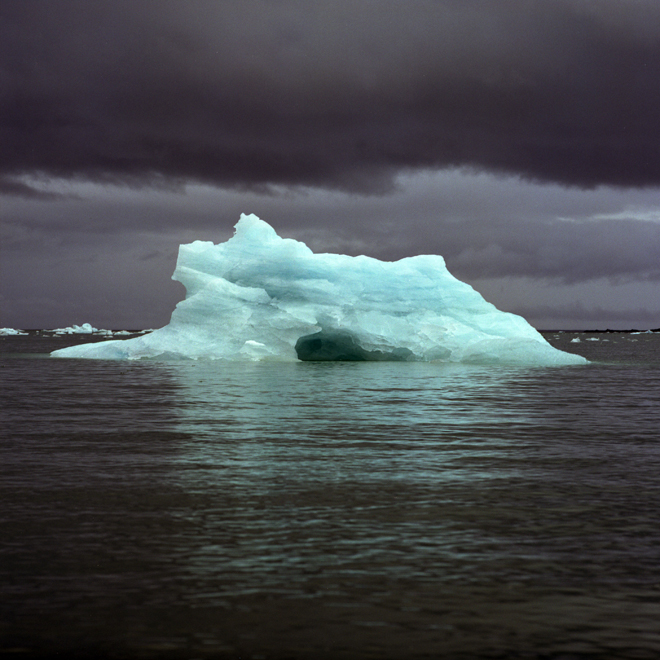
(2, 1, 660, 331)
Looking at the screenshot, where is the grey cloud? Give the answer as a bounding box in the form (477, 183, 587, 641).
(5, 170, 658, 287)
(516, 301, 660, 323)
(2, 0, 660, 193)
(0, 177, 70, 200)
(444, 218, 660, 283)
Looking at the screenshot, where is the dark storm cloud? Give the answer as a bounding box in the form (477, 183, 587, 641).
(3, 0, 660, 194)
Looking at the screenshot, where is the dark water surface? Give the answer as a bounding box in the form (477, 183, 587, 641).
(1, 332, 660, 659)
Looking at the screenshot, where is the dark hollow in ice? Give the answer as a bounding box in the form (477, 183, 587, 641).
(295, 330, 414, 361)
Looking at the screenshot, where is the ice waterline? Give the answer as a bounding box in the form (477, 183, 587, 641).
(51, 214, 586, 365)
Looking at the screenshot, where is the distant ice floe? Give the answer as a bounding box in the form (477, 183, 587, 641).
(44, 324, 151, 336)
(49, 323, 101, 335)
(1, 325, 152, 337)
(0, 327, 28, 336)
(52, 213, 587, 366)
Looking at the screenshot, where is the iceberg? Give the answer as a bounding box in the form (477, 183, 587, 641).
(52, 214, 586, 365)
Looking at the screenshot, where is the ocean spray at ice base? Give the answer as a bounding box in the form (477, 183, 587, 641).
(51, 214, 586, 365)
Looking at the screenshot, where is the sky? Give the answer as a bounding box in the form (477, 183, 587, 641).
(2, 0, 660, 330)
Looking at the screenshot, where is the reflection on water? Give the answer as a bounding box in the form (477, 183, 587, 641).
(1, 334, 660, 658)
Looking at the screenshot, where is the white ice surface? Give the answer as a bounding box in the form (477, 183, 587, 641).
(52, 214, 586, 365)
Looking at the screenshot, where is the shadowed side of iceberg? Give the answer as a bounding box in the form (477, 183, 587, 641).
(52, 213, 587, 366)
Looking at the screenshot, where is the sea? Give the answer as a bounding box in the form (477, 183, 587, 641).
(1, 330, 660, 660)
